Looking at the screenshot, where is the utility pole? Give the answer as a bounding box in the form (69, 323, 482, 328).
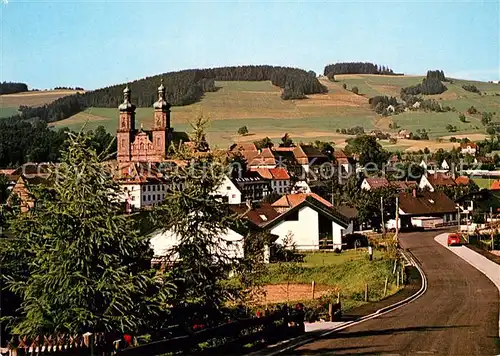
(394, 196, 399, 241)
(490, 206, 494, 251)
(380, 196, 385, 236)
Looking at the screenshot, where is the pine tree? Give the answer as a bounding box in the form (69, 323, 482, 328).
(153, 153, 265, 325)
(2, 132, 172, 337)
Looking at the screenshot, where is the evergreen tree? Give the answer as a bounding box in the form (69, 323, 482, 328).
(153, 154, 259, 325)
(2, 132, 171, 336)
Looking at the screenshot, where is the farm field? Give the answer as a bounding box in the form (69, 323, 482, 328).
(41, 76, 500, 149)
(0, 89, 83, 118)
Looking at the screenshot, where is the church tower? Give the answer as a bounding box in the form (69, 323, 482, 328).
(152, 79, 171, 159)
(117, 85, 136, 163)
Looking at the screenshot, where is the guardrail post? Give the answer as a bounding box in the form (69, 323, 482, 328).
(383, 276, 389, 297)
(364, 283, 368, 302)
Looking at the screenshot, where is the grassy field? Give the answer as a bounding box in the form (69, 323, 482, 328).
(0, 89, 83, 118)
(29, 76, 500, 149)
(260, 249, 401, 315)
(472, 178, 495, 190)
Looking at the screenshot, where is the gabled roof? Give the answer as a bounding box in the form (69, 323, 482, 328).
(491, 180, 500, 190)
(333, 149, 350, 164)
(391, 180, 417, 191)
(267, 196, 349, 229)
(272, 193, 333, 209)
(248, 148, 276, 166)
(253, 167, 290, 180)
(364, 177, 391, 189)
(399, 191, 457, 215)
(229, 203, 280, 227)
(426, 172, 457, 187)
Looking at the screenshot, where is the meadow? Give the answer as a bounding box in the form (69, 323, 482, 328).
(17, 76, 500, 150)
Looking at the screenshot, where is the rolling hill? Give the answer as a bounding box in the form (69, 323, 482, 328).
(9, 75, 500, 151)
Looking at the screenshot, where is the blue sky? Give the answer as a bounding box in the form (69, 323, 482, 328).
(1, 0, 499, 89)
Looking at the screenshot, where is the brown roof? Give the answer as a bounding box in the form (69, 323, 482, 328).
(364, 177, 391, 189)
(253, 167, 290, 180)
(248, 148, 276, 166)
(391, 180, 417, 190)
(333, 149, 350, 164)
(455, 176, 470, 185)
(399, 191, 457, 215)
(461, 142, 477, 149)
(233, 142, 258, 152)
(426, 172, 457, 187)
(229, 203, 280, 227)
(272, 193, 333, 209)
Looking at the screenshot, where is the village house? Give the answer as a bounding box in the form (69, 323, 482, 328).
(150, 202, 279, 264)
(333, 149, 352, 174)
(461, 142, 478, 156)
(419, 172, 457, 192)
(420, 159, 450, 173)
(232, 171, 271, 202)
(398, 190, 458, 229)
(214, 175, 242, 205)
(268, 193, 353, 250)
(361, 177, 417, 192)
(250, 167, 291, 194)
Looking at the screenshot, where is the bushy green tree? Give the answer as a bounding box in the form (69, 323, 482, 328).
(254, 137, 274, 149)
(1, 132, 171, 337)
(237, 126, 249, 136)
(345, 135, 389, 169)
(280, 133, 294, 147)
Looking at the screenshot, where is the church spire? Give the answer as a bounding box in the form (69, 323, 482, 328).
(119, 83, 135, 112)
(153, 78, 170, 110)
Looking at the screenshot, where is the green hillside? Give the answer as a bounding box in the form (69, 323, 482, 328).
(48, 75, 500, 149)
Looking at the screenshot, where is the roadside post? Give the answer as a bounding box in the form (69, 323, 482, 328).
(368, 245, 373, 261)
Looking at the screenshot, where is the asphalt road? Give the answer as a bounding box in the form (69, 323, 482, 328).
(289, 230, 500, 356)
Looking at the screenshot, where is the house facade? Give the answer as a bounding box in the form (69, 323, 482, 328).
(398, 190, 458, 228)
(214, 175, 242, 204)
(251, 167, 291, 194)
(419, 172, 456, 192)
(461, 142, 477, 156)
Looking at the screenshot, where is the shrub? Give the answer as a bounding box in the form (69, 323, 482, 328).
(351, 86, 359, 95)
(342, 83, 347, 90)
(459, 113, 467, 123)
(462, 84, 480, 94)
(467, 106, 478, 115)
(237, 126, 249, 135)
(449, 137, 457, 142)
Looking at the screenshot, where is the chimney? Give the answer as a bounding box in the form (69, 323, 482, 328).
(412, 188, 417, 198)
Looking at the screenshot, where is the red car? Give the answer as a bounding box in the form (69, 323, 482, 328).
(447, 233, 461, 246)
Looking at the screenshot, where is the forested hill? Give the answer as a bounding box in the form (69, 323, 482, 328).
(323, 62, 397, 78)
(10, 65, 328, 124)
(0, 82, 28, 95)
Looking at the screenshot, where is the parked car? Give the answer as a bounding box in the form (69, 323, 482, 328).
(447, 233, 461, 247)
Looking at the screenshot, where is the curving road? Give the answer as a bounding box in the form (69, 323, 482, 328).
(289, 230, 500, 355)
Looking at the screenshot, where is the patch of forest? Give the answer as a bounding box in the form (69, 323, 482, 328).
(323, 62, 398, 79)
(6, 65, 327, 124)
(0, 82, 28, 95)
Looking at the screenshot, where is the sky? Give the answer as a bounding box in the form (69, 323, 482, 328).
(1, 0, 499, 90)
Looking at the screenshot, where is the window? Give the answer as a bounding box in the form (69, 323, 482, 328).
(147, 195, 150, 201)
(131, 196, 135, 201)
(226, 186, 231, 190)
(152, 195, 156, 201)
(143, 195, 146, 201)
(142, 186, 146, 192)
(162, 185, 165, 191)
(147, 186, 151, 192)
(153, 186, 156, 191)
(157, 194, 160, 200)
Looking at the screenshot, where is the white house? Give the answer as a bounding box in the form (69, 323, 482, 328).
(291, 180, 311, 194)
(214, 175, 242, 204)
(250, 167, 291, 195)
(269, 193, 353, 250)
(419, 172, 456, 192)
(361, 177, 390, 191)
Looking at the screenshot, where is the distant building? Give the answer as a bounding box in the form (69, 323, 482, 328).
(419, 172, 456, 192)
(117, 82, 174, 163)
(251, 167, 291, 194)
(398, 190, 458, 228)
(460, 142, 477, 156)
(214, 175, 242, 205)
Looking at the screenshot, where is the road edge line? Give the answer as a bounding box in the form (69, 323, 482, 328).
(258, 250, 428, 356)
(434, 232, 500, 338)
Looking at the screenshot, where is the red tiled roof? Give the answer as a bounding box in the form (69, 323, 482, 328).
(364, 177, 391, 189)
(455, 176, 470, 185)
(426, 172, 457, 187)
(229, 203, 280, 227)
(248, 148, 276, 166)
(269, 167, 290, 180)
(391, 180, 417, 190)
(399, 191, 457, 215)
(491, 180, 500, 190)
(252, 168, 273, 179)
(272, 193, 333, 209)
(461, 142, 477, 149)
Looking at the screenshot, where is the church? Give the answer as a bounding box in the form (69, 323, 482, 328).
(116, 81, 174, 163)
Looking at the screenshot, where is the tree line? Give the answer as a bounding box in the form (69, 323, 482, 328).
(0, 82, 28, 95)
(323, 62, 397, 79)
(0, 118, 115, 167)
(6, 66, 327, 125)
